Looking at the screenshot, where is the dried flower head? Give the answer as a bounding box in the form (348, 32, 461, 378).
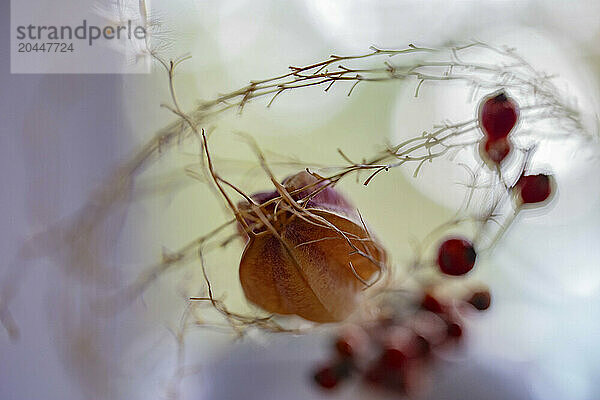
(238, 171, 387, 322)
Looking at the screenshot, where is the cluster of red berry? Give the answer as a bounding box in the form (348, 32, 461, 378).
(478, 90, 554, 208)
(478, 91, 519, 166)
(436, 91, 554, 279)
(313, 90, 556, 394)
(313, 290, 491, 394)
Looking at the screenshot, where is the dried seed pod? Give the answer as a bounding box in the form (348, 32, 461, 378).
(238, 171, 387, 323)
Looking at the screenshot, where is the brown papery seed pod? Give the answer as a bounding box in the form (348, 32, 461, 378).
(238, 171, 387, 323)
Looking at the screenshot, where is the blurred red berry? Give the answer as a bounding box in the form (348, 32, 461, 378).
(437, 237, 477, 276)
(479, 91, 519, 140)
(335, 338, 353, 358)
(314, 361, 352, 389)
(381, 347, 407, 369)
(447, 322, 463, 338)
(468, 290, 491, 311)
(314, 366, 338, 389)
(364, 364, 387, 385)
(334, 326, 368, 358)
(409, 335, 431, 358)
(421, 293, 443, 314)
(514, 173, 552, 205)
(365, 356, 407, 394)
(480, 137, 511, 165)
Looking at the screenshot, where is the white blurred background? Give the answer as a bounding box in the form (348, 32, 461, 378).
(2, 1, 600, 399)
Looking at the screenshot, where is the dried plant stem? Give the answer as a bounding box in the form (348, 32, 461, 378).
(110, 41, 590, 208)
(2, 41, 592, 338)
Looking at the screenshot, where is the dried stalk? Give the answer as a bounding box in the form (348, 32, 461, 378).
(1, 40, 593, 339)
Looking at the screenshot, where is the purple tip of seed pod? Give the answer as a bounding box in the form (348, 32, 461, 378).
(236, 191, 281, 237)
(247, 172, 353, 214)
(282, 171, 355, 217)
(237, 171, 359, 239)
(250, 190, 280, 205)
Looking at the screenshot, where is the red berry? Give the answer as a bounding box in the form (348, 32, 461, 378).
(514, 174, 552, 205)
(480, 137, 511, 165)
(334, 326, 368, 358)
(381, 347, 407, 369)
(447, 322, 463, 338)
(364, 364, 387, 385)
(314, 366, 338, 389)
(335, 338, 353, 358)
(468, 290, 491, 311)
(437, 237, 477, 276)
(420, 293, 443, 314)
(314, 361, 351, 389)
(365, 352, 406, 392)
(408, 335, 431, 358)
(479, 91, 519, 140)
